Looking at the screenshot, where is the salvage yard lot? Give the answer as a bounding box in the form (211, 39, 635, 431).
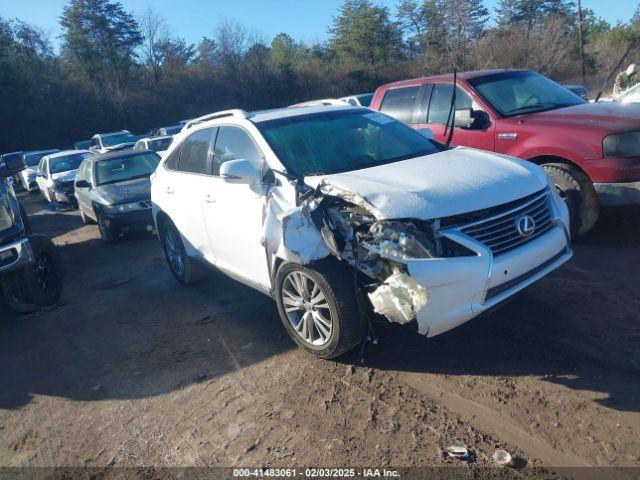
(1, 193, 639, 473)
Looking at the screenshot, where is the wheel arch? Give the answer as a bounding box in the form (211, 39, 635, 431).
(527, 155, 591, 178)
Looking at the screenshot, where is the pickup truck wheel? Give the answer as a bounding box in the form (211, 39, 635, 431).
(543, 163, 600, 238)
(159, 220, 205, 286)
(275, 260, 365, 359)
(97, 212, 117, 243)
(1, 234, 63, 313)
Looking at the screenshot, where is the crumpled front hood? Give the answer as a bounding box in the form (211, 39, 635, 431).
(24, 166, 38, 177)
(304, 147, 548, 220)
(51, 169, 78, 182)
(93, 177, 151, 205)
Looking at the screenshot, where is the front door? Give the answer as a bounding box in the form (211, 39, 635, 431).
(202, 125, 270, 289)
(414, 83, 495, 152)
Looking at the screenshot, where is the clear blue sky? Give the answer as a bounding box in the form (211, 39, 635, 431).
(1, 0, 636, 49)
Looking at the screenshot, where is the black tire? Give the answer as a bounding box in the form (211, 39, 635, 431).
(159, 219, 205, 286)
(1, 234, 63, 313)
(275, 260, 365, 359)
(543, 163, 600, 238)
(96, 211, 117, 243)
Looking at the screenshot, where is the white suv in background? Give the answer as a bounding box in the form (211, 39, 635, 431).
(151, 105, 572, 358)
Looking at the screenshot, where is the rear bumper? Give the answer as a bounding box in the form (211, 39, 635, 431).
(594, 181, 640, 206)
(0, 238, 34, 274)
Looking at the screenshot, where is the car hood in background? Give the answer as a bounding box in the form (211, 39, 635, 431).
(23, 166, 38, 177)
(93, 177, 151, 206)
(51, 169, 78, 182)
(304, 147, 548, 220)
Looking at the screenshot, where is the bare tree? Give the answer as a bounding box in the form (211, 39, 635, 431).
(139, 7, 168, 82)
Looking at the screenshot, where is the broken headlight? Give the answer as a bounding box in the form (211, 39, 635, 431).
(367, 221, 436, 260)
(365, 220, 476, 260)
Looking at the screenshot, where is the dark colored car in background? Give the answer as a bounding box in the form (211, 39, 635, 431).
(73, 140, 91, 150)
(0, 153, 63, 313)
(74, 150, 160, 242)
(563, 84, 588, 100)
(371, 69, 640, 237)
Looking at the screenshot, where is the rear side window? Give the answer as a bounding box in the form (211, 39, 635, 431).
(427, 85, 473, 124)
(379, 86, 420, 124)
(213, 126, 263, 175)
(177, 127, 215, 175)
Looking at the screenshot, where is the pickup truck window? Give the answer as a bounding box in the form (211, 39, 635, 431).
(379, 86, 420, 124)
(428, 85, 473, 124)
(468, 70, 584, 117)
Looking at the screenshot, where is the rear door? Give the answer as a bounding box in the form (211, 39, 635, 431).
(414, 83, 495, 151)
(157, 127, 218, 261)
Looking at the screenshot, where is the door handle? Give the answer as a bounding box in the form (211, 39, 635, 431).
(165, 186, 175, 194)
(204, 194, 216, 203)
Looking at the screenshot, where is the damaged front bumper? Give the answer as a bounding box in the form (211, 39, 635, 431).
(405, 222, 571, 337)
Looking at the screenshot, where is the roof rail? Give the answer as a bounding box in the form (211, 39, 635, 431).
(183, 110, 249, 130)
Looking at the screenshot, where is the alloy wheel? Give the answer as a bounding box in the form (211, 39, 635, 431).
(164, 228, 185, 277)
(281, 271, 333, 346)
(33, 252, 56, 295)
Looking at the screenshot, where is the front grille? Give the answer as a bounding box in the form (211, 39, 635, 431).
(453, 189, 553, 256)
(138, 200, 152, 209)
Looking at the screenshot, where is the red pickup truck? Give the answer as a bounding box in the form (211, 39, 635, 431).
(370, 70, 640, 236)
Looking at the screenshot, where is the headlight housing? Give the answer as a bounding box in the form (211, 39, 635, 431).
(364, 221, 474, 260)
(102, 202, 146, 214)
(603, 131, 640, 158)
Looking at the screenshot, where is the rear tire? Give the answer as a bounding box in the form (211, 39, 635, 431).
(543, 163, 600, 238)
(275, 260, 365, 359)
(1, 234, 63, 313)
(159, 219, 205, 286)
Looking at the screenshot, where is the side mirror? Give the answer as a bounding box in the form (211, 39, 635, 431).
(454, 108, 474, 129)
(454, 108, 490, 130)
(417, 128, 435, 140)
(220, 159, 261, 184)
(75, 179, 91, 189)
(0, 153, 26, 178)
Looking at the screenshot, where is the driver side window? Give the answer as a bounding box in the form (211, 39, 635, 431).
(212, 126, 263, 176)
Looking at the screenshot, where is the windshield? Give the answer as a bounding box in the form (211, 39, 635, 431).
(147, 137, 172, 152)
(257, 109, 443, 176)
(95, 153, 160, 186)
(469, 71, 585, 117)
(101, 133, 137, 148)
(50, 153, 90, 174)
(25, 150, 58, 167)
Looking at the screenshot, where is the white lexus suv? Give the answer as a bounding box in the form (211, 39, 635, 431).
(151, 105, 572, 358)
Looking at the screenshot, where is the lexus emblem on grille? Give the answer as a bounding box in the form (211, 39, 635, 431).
(516, 215, 536, 238)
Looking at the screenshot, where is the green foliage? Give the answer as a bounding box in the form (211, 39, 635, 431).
(0, 0, 638, 153)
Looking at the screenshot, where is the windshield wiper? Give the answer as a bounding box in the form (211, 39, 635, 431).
(505, 102, 572, 116)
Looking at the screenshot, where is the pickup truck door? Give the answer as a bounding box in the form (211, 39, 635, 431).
(412, 83, 495, 152)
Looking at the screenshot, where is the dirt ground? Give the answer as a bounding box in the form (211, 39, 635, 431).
(1, 192, 639, 478)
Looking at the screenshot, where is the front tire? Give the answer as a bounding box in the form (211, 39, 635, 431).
(275, 260, 364, 359)
(159, 219, 205, 286)
(96, 211, 117, 243)
(1, 234, 63, 313)
(543, 163, 600, 238)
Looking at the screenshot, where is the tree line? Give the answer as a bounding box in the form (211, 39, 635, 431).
(1, 0, 639, 152)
